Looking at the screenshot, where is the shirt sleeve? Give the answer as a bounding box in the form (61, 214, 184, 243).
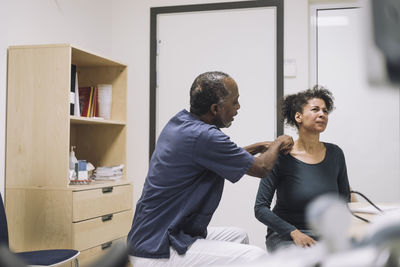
(336, 146, 351, 202)
(254, 159, 296, 239)
(193, 127, 254, 183)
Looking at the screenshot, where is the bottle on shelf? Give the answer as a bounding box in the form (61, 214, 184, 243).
(69, 146, 78, 179)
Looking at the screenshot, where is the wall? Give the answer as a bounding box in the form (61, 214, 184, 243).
(3, 0, 396, 249)
(0, 0, 116, 198)
(112, 0, 399, 248)
(7, 0, 386, 249)
(309, 1, 400, 202)
(0, 0, 309, 202)
(111, 0, 309, 207)
(111, 0, 309, 248)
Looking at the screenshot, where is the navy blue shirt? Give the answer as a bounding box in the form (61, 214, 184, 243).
(254, 143, 350, 239)
(127, 110, 254, 258)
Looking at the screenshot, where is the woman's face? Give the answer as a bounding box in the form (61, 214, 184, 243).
(296, 98, 329, 133)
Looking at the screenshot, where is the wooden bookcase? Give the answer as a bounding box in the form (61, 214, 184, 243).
(5, 44, 133, 266)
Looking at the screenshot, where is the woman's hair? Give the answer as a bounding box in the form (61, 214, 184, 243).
(190, 71, 230, 116)
(281, 85, 334, 128)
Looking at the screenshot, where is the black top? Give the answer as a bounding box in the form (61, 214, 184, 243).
(254, 143, 350, 239)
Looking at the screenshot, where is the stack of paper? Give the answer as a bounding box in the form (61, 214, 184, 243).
(349, 205, 399, 214)
(93, 164, 124, 181)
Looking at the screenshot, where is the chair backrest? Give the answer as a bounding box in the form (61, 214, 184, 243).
(0, 193, 9, 247)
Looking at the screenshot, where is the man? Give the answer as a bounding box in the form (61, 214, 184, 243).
(128, 71, 294, 266)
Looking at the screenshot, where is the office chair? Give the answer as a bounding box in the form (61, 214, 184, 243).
(0, 193, 80, 266)
(0, 240, 130, 267)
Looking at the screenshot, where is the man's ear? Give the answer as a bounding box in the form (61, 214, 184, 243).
(210, 104, 218, 116)
(295, 112, 302, 124)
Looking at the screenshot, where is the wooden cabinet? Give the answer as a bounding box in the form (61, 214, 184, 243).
(5, 44, 132, 266)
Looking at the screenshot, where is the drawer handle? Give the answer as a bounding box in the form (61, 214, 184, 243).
(102, 187, 114, 193)
(102, 214, 113, 222)
(101, 241, 112, 250)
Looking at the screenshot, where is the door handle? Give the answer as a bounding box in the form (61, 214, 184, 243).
(101, 241, 112, 250)
(102, 187, 114, 193)
(101, 214, 113, 222)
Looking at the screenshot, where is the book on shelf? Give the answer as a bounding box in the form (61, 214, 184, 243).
(74, 71, 80, 116)
(79, 86, 91, 117)
(70, 64, 76, 115)
(89, 86, 99, 117)
(92, 86, 99, 117)
(87, 87, 93, 117)
(78, 86, 99, 118)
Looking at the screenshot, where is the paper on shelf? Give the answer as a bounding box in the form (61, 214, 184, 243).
(93, 164, 124, 181)
(349, 205, 399, 214)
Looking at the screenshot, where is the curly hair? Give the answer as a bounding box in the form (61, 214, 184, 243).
(190, 71, 230, 116)
(281, 85, 334, 128)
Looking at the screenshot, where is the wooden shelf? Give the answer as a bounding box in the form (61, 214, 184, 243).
(6, 44, 132, 265)
(70, 116, 126, 126)
(6, 180, 131, 191)
(72, 46, 126, 67)
(68, 180, 131, 191)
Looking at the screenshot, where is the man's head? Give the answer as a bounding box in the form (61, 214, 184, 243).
(190, 71, 240, 128)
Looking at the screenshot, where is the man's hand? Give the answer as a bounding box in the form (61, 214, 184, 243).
(246, 135, 293, 177)
(290, 229, 316, 248)
(257, 141, 272, 153)
(275, 135, 294, 155)
(244, 141, 272, 155)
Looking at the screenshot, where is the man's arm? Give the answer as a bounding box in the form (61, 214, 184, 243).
(243, 141, 272, 155)
(246, 135, 293, 178)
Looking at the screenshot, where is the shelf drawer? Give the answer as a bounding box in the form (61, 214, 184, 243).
(78, 237, 127, 267)
(73, 210, 132, 251)
(72, 184, 132, 222)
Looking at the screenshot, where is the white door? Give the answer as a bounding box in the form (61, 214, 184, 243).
(157, 6, 277, 248)
(311, 6, 400, 201)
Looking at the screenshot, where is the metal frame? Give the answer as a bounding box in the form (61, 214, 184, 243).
(309, 3, 360, 86)
(149, 0, 284, 157)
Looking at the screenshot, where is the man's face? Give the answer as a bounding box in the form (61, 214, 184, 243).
(215, 78, 240, 128)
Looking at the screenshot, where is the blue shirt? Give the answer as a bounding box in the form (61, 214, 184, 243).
(127, 110, 254, 258)
(254, 143, 350, 239)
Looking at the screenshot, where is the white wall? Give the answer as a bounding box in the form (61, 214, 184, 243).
(0, 0, 310, 248)
(1, 0, 397, 252)
(111, 0, 309, 209)
(283, 0, 310, 137)
(7, 0, 383, 249)
(0, 0, 118, 199)
(4, 0, 395, 249)
(310, 3, 400, 202)
(111, 0, 309, 248)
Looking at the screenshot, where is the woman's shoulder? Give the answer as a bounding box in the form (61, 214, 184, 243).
(323, 142, 345, 156)
(323, 142, 342, 150)
(278, 151, 292, 160)
(275, 151, 296, 167)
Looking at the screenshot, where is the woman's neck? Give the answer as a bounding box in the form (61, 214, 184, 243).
(291, 129, 326, 164)
(295, 130, 323, 153)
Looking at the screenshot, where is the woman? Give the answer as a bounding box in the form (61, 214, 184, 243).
(254, 86, 350, 252)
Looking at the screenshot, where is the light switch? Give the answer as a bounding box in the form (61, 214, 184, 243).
(284, 59, 297, 77)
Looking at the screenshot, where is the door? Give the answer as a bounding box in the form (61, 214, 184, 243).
(310, 5, 400, 201)
(151, 1, 283, 248)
